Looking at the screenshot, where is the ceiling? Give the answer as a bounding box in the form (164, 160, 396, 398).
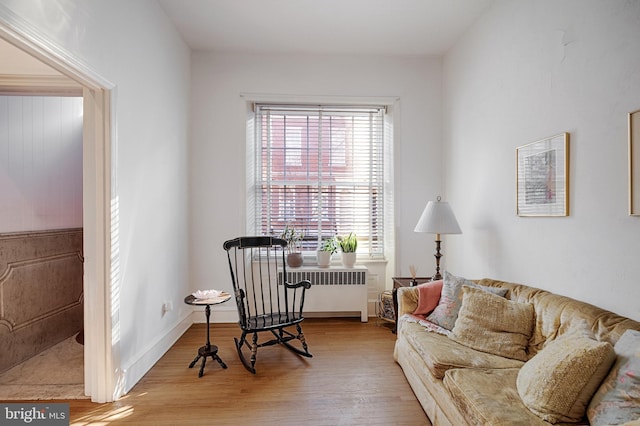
(159, 0, 493, 56)
(0, 0, 493, 76)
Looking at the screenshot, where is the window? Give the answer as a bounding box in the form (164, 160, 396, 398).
(252, 104, 387, 258)
(285, 127, 302, 166)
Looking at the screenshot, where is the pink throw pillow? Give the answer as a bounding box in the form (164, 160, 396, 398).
(412, 280, 444, 316)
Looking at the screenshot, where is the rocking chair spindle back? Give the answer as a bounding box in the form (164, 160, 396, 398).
(223, 236, 313, 373)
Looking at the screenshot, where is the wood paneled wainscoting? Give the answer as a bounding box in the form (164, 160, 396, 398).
(0, 228, 83, 374)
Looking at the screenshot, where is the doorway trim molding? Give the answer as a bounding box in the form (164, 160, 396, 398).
(0, 74, 83, 96)
(0, 4, 117, 402)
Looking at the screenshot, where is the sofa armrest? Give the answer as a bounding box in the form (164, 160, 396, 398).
(397, 286, 419, 317)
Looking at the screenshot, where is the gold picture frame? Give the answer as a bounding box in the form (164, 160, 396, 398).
(516, 133, 570, 217)
(629, 110, 640, 216)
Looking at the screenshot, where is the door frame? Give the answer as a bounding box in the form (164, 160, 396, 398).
(0, 5, 117, 402)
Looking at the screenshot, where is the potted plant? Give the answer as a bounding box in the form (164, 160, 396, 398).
(337, 232, 358, 268)
(281, 224, 304, 267)
(316, 237, 338, 268)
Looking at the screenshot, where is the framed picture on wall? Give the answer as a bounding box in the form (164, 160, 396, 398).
(629, 110, 640, 216)
(516, 133, 570, 217)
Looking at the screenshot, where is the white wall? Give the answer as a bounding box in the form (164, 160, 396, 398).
(190, 52, 444, 314)
(0, 95, 82, 232)
(0, 0, 192, 394)
(443, 0, 640, 321)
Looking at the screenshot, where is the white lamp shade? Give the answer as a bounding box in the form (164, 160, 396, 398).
(414, 199, 462, 234)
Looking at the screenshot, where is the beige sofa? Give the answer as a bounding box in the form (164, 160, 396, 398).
(394, 277, 640, 425)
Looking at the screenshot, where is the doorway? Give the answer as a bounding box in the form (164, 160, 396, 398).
(0, 14, 115, 402)
(0, 91, 84, 398)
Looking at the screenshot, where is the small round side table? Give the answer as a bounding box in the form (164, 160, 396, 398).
(184, 292, 231, 377)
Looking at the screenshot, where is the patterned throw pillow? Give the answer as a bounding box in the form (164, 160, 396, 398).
(517, 336, 616, 424)
(426, 271, 507, 330)
(587, 329, 640, 425)
(449, 285, 534, 361)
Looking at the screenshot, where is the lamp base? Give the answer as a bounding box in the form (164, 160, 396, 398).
(433, 236, 443, 281)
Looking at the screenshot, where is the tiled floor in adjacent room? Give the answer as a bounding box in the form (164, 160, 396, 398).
(0, 335, 86, 400)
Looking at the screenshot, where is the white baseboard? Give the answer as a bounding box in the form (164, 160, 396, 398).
(188, 306, 375, 324)
(120, 313, 193, 395)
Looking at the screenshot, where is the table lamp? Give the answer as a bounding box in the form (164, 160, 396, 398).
(414, 196, 462, 280)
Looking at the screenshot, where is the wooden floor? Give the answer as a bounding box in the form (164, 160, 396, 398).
(55, 318, 431, 425)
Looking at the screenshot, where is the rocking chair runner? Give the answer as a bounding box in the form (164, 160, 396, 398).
(223, 236, 313, 373)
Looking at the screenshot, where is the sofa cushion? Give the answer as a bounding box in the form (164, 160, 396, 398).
(402, 321, 524, 379)
(426, 271, 507, 330)
(394, 333, 472, 426)
(587, 329, 640, 425)
(444, 368, 551, 426)
(449, 285, 534, 362)
(477, 278, 640, 358)
(412, 279, 443, 315)
(517, 335, 616, 423)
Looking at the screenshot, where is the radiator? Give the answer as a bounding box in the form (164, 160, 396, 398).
(279, 266, 368, 322)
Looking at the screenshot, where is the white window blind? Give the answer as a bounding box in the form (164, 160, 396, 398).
(254, 104, 386, 258)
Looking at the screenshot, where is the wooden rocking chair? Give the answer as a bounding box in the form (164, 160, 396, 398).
(223, 236, 312, 373)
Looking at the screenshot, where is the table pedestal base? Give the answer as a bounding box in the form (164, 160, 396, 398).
(184, 295, 231, 378)
(189, 344, 227, 377)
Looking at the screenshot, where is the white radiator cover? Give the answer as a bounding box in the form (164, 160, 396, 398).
(279, 265, 368, 322)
